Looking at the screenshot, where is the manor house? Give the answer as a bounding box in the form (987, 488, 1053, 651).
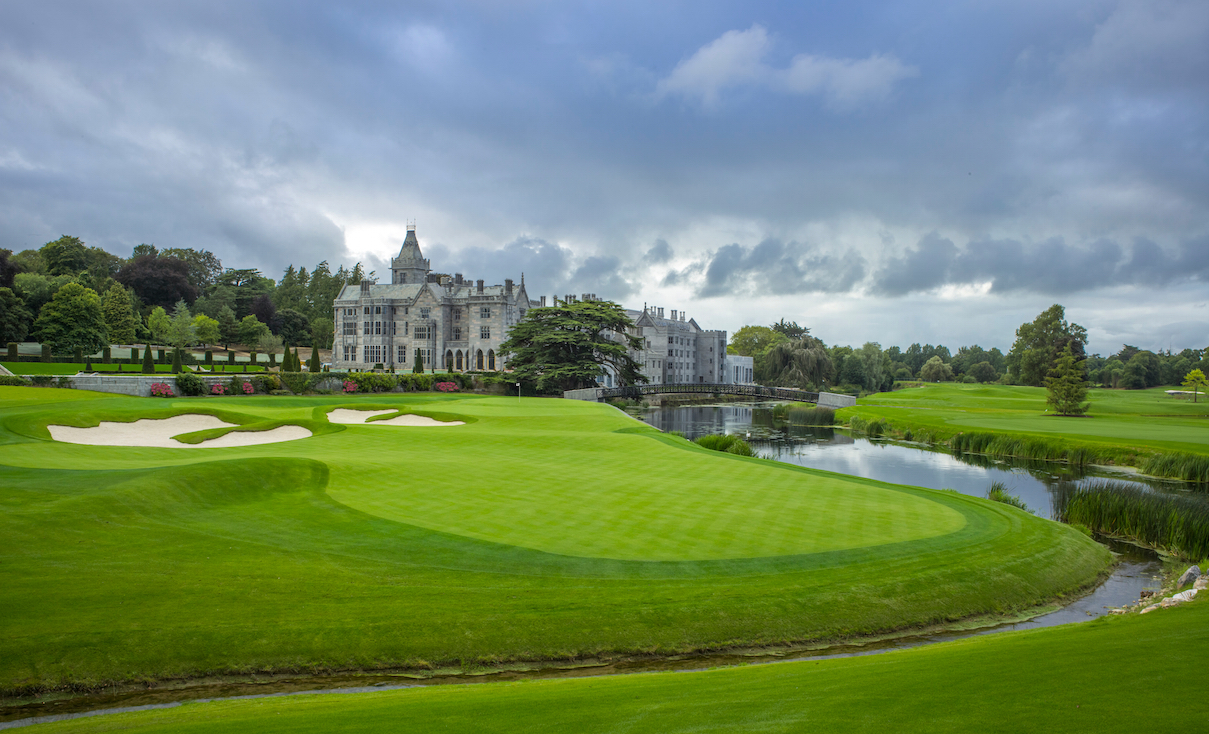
(331, 225, 533, 371)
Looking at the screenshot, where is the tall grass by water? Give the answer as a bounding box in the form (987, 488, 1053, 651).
(694, 433, 756, 457)
(772, 404, 837, 426)
(1053, 480, 1209, 560)
(986, 481, 1031, 513)
(950, 431, 1105, 467)
(1139, 453, 1209, 483)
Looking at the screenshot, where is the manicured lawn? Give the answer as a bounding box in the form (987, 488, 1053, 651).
(845, 383, 1209, 455)
(0, 387, 1109, 693)
(26, 591, 1209, 733)
(2, 363, 265, 375)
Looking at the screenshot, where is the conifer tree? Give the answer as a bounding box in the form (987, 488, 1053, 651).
(1045, 344, 1089, 416)
(101, 284, 136, 345)
(141, 345, 155, 374)
(309, 344, 320, 373)
(171, 347, 182, 373)
(413, 348, 423, 373)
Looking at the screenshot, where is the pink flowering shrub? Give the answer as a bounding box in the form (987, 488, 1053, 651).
(150, 382, 174, 398)
(211, 383, 227, 395)
(242, 381, 254, 394)
(342, 380, 357, 393)
(435, 381, 459, 392)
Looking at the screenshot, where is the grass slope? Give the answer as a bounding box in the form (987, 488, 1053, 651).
(845, 383, 1209, 456)
(2, 363, 264, 374)
(0, 387, 1109, 693)
(27, 596, 1209, 733)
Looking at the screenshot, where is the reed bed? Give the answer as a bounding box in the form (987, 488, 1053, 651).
(1053, 480, 1209, 560)
(784, 406, 837, 426)
(986, 481, 1031, 513)
(694, 433, 756, 457)
(950, 432, 1104, 467)
(1140, 453, 1209, 483)
(847, 415, 886, 437)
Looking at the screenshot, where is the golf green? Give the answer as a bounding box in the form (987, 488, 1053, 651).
(0, 386, 1109, 693)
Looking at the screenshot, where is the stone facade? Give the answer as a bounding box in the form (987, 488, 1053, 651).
(593, 306, 727, 387)
(331, 225, 533, 372)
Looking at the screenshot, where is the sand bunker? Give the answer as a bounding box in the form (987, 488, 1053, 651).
(327, 408, 464, 427)
(48, 414, 312, 448)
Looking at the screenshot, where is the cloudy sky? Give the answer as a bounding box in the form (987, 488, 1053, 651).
(1, 0, 1206, 354)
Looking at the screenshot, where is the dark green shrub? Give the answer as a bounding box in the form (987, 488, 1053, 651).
(41, 344, 51, 362)
(228, 351, 235, 364)
(156, 349, 165, 363)
(142, 346, 155, 374)
(171, 348, 182, 373)
(251, 374, 281, 393)
(205, 350, 213, 366)
(309, 345, 320, 373)
(279, 372, 321, 394)
(176, 372, 206, 396)
(102, 346, 111, 363)
(29, 374, 55, 386)
(73, 347, 83, 362)
(130, 348, 138, 361)
(57, 376, 72, 388)
(268, 351, 277, 367)
(0, 375, 28, 386)
(343, 372, 399, 393)
(6, 342, 17, 360)
(84, 357, 93, 371)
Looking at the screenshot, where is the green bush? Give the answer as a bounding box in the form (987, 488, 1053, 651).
(41, 344, 51, 362)
(0, 375, 28, 386)
(6, 342, 17, 360)
(694, 434, 756, 457)
(171, 348, 182, 374)
(205, 351, 213, 366)
(279, 372, 320, 394)
(102, 346, 111, 364)
(73, 347, 83, 362)
(251, 374, 281, 393)
(175, 372, 206, 396)
(228, 351, 235, 364)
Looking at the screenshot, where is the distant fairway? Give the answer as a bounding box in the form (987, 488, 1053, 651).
(845, 383, 1209, 455)
(0, 386, 1109, 693)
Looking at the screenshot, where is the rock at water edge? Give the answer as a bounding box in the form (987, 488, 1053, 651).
(1178, 565, 1201, 588)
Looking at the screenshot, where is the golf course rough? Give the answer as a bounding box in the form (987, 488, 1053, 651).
(0, 386, 1111, 693)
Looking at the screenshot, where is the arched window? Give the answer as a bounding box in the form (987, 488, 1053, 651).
(476, 349, 484, 370)
(455, 350, 463, 371)
(444, 350, 453, 370)
(487, 349, 495, 370)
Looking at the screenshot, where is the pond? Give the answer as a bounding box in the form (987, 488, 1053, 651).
(636, 401, 1195, 521)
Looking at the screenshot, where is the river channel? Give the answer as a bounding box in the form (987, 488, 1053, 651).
(0, 400, 1178, 729)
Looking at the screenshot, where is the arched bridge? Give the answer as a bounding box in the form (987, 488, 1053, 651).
(564, 383, 856, 408)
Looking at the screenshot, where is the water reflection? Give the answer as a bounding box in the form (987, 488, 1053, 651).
(638, 401, 1192, 521)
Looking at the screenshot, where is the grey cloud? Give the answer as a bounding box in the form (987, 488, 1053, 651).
(426, 237, 636, 301)
(694, 239, 866, 298)
(644, 238, 673, 264)
(872, 234, 1209, 296)
(570, 255, 637, 300)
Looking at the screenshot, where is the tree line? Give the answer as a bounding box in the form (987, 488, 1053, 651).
(727, 305, 1209, 395)
(0, 236, 370, 355)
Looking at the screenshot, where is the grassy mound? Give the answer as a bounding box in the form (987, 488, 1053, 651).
(0, 387, 1110, 693)
(22, 590, 1209, 732)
